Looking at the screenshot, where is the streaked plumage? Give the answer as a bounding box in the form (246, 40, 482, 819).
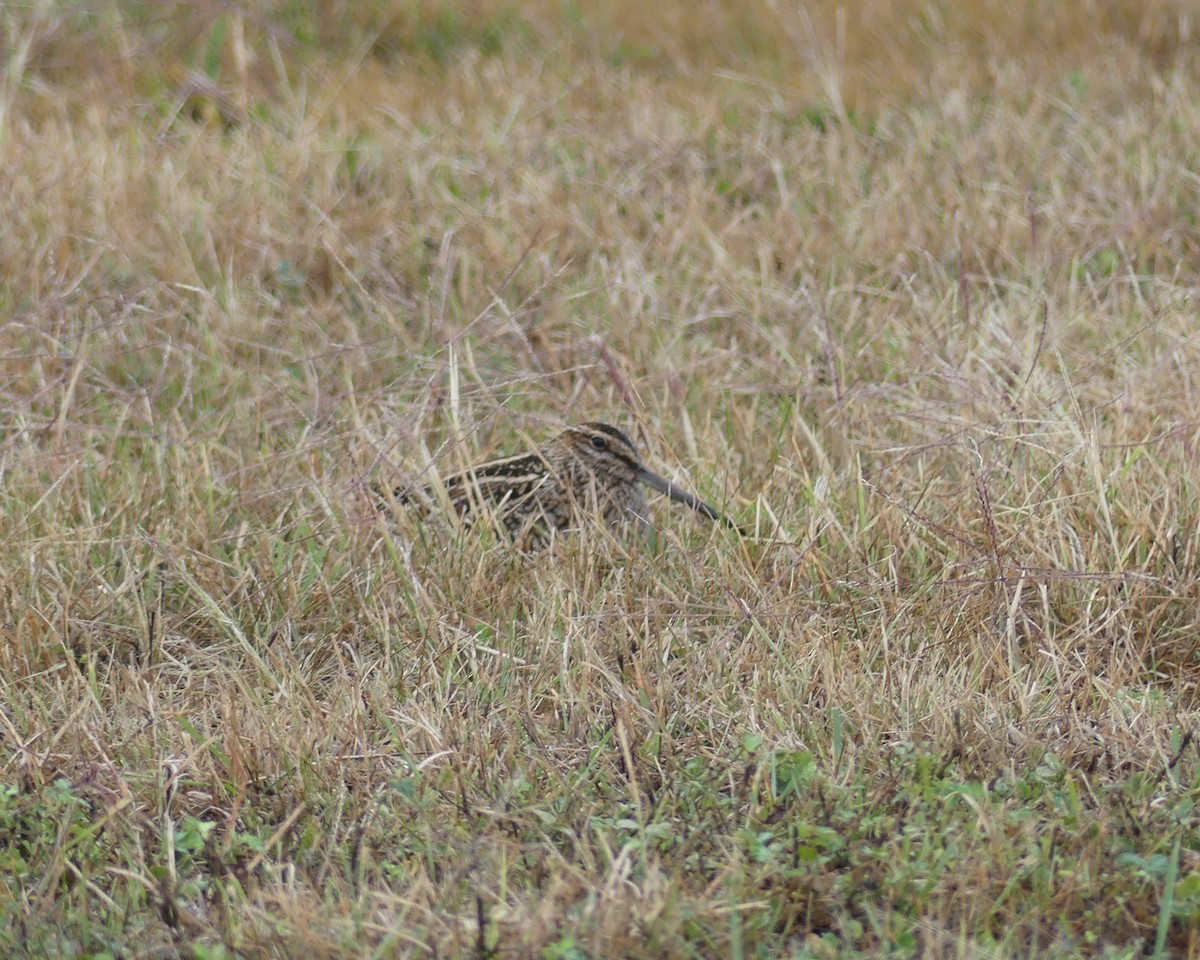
(380, 422, 741, 546)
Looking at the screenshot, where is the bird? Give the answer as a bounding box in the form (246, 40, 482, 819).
(378, 421, 742, 546)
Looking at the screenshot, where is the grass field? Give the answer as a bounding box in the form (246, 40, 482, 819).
(2, 1, 1200, 957)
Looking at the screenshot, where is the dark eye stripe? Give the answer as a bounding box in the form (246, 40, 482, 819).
(583, 422, 639, 458)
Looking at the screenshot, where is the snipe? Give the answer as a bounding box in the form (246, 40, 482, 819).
(379, 422, 742, 546)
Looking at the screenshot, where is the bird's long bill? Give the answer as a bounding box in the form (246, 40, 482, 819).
(637, 467, 744, 533)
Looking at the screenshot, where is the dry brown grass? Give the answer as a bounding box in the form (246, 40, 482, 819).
(2, 1, 1199, 957)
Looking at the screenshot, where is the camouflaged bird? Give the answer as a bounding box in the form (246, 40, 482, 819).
(379, 422, 742, 546)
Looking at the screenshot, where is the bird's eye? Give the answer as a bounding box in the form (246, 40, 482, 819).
(590, 435, 607, 450)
